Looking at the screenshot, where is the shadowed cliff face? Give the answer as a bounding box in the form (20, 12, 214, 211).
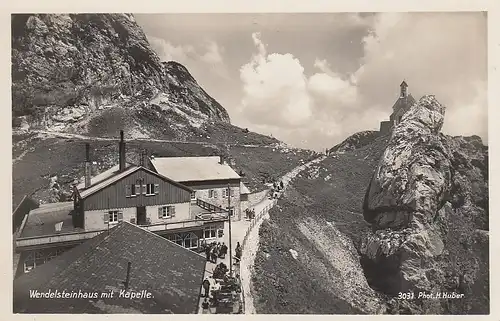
(11, 14, 230, 130)
(360, 95, 489, 314)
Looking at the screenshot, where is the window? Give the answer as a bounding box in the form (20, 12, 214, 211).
(23, 251, 47, 273)
(183, 233, 199, 249)
(203, 225, 217, 239)
(126, 184, 141, 197)
(146, 184, 159, 196)
(209, 189, 215, 198)
(105, 210, 123, 224)
(191, 192, 196, 200)
(228, 207, 235, 217)
(109, 211, 119, 223)
(168, 233, 198, 250)
(158, 206, 176, 219)
(222, 188, 231, 198)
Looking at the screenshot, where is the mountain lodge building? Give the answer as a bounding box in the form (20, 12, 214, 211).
(14, 131, 232, 277)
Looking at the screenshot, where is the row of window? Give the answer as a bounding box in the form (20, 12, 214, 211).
(166, 226, 223, 250)
(208, 188, 233, 199)
(103, 206, 177, 224)
(126, 183, 158, 197)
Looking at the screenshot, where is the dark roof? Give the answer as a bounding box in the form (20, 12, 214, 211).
(392, 93, 416, 112)
(14, 222, 206, 314)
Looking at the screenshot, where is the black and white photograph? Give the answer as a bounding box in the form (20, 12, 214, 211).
(9, 6, 491, 316)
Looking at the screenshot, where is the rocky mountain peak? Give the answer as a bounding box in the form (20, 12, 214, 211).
(11, 13, 230, 133)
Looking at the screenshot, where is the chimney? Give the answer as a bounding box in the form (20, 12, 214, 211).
(219, 156, 224, 165)
(123, 261, 132, 290)
(84, 143, 92, 188)
(119, 130, 126, 172)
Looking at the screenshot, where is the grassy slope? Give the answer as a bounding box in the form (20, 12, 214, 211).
(12, 134, 317, 210)
(252, 135, 390, 314)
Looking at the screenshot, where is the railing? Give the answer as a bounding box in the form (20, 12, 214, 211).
(196, 198, 228, 213)
(15, 229, 105, 249)
(241, 198, 278, 253)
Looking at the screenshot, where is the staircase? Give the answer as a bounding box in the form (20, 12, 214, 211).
(196, 198, 228, 213)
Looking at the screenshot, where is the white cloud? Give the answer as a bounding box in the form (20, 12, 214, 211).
(238, 33, 362, 148)
(239, 33, 313, 128)
(147, 35, 229, 79)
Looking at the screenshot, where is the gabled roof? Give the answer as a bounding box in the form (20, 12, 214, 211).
(150, 156, 241, 182)
(76, 162, 135, 190)
(78, 165, 193, 199)
(14, 222, 206, 314)
(392, 93, 416, 111)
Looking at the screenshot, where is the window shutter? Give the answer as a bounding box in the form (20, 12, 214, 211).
(214, 190, 218, 198)
(158, 207, 163, 219)
(142, 184, 147, 195)
(171, 206, 176, 217)
(103, 213, 109, 224)
(135, 184, 140, 195)
(118, 212, 123, 221)
(125, 185, 131, 196)
(155, 184, 159, 195)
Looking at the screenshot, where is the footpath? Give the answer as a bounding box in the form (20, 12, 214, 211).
(197, 155, 325, 314)
(238, 156, 326, 314)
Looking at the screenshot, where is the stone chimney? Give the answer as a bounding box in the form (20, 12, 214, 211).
(84, 143, 92, 188)
(219, 155, 225, 165)
(119, 130, 126, 172)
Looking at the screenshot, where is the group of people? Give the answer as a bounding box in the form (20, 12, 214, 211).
(269, 181, 285, 199)
(245, 208, 256, 219)
(204, 241, 228, 264)
(201, 261, 242, 313)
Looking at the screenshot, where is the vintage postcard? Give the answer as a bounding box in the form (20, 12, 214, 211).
(7, 1, 495, 318)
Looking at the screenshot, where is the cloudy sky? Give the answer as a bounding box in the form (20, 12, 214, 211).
(135, 12, 487, 151)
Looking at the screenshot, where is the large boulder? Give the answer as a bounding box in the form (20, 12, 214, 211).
(360, 95, 489, 314)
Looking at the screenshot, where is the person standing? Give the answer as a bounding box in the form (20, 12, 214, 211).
(205, 245, 211, 262)
(202, 278, 211, 297)
(211, 247, 218, 264)
(202, 298, 210, 314)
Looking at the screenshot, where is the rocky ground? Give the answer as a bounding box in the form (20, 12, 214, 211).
(252, 95, 489, 315)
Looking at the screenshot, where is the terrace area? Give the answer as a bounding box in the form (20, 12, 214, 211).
(15, 200, 229, 250)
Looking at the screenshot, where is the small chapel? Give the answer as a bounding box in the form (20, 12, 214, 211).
(379, 80, 417, 133)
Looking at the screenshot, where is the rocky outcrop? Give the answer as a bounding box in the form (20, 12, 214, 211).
(11, 14, 229, 130)
(360, 95, 489, 314)
(329, 131, 381, 154)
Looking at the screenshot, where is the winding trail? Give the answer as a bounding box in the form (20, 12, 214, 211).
(14, 129, 282, 148)
(238, 155, 326, 314)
